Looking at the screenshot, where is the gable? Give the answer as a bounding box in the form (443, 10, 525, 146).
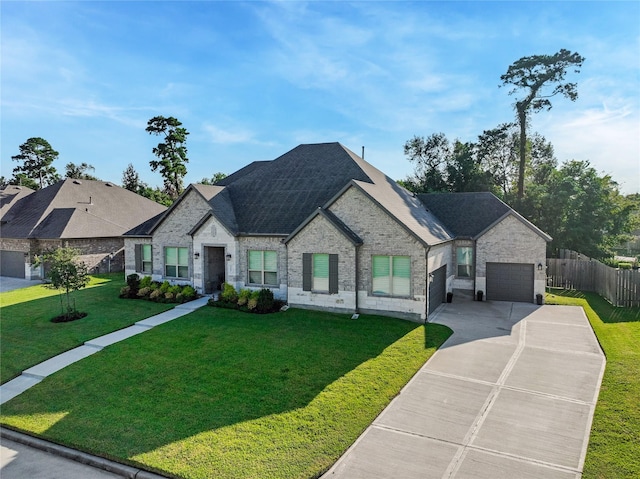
(152, 188, 213, 238)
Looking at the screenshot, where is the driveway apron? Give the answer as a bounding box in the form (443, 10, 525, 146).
(323, 298, 606, 479)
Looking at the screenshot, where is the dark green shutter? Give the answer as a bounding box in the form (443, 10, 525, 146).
(302, 253, 312, 291)
(329, 254, 339, 294)
(135, 244, 142, 272)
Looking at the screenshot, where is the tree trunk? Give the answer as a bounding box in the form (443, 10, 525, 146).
(517, 105, 527, 200)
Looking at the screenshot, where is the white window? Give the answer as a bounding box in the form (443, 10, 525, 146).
(457, 247, 474, 277)
(135, 244, 152, 273)
(165, 247, 189, 278)
(248, 250, 278, 285)
(372, 255, 410, 296)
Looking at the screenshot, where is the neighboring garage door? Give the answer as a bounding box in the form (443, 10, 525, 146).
(0, 251, 25, 278)
(486, 262, 533, 303)
(428, 265, 447, 314)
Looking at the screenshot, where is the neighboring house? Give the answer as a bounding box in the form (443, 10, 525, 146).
(124, 143, 550, 320)
(0, 179, 166, 279)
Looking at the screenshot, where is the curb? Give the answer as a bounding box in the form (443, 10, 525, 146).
(0, 427, 168, 479)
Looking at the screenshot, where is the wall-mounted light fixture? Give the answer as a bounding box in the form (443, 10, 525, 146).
(537, 262, 544, 271)
(194, 252, 200, 259)
(226, 254, 232, 261)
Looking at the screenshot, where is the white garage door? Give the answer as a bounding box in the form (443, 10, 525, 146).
(486, 263, 533, 303)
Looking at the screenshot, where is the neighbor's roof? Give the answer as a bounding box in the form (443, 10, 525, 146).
(419, 192, 551, 241)
(0, 185, 35, 219)
(0, 179, 167, 239)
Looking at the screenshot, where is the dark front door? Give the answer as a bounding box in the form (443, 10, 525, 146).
(204, 247, 226, 294)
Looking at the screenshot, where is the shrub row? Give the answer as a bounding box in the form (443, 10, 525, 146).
(208, 283, 285, 314)
(120, 274, 197, 304)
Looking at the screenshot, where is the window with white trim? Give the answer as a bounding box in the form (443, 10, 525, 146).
(165, 247, 189, 278)
(372, 255, 410, 296)
(456, 246, 473, 277)
(135, 244, 152, 274)
(248, 250, 278, 285)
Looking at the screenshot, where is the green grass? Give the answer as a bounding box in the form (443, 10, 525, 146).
(0, 307, 452, 479)
(0, 274, 174, 383)
(545, 289, 640, 479)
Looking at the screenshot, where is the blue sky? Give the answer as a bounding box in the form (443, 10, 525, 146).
(2, 1, 639, 194)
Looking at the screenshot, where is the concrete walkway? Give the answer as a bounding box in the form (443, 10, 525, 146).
(322, 298, 606, 479)
(0, 296, 210, 405)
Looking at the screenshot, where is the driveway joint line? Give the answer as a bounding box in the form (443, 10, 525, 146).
(443, 319, 528, 478)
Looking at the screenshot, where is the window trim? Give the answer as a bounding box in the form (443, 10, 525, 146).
(247, 250, 278, 286)
(456, 246, 474, 278)
(135, 244, 152, 274)
(372, 254, 411, 297)
(164, 246, 189, 279)
(302, 253, 338, 294)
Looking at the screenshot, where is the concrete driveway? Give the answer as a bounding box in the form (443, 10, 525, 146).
(0, 277, 41, 293)
(323, 298, 606, 479)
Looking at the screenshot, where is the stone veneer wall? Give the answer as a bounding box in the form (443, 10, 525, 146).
(287, 213, 357, 311)
(192, 216, 238, 293)
(475, 215, 547, 299)
(237, 236, 288, 300)
(327, 186, 428, 320)
(150, 190, 212, 283)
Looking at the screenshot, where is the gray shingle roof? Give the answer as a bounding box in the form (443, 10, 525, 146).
(1, 179, 167, 239)
(0, 185, 35, 219)
(418, 192, 550, 241)
(418, 192, 511, 238)
(221, 143, 373, 235)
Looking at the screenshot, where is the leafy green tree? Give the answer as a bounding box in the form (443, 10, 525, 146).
(65, 162, 98, 180)
(121, 163, 146, 192)
(139, 186, 173, 207)
(11, 137, 61, 189)
(37, 248, 90, 321)
(501, 49, 584, 199)
(476, 123, 518, 199)
(402, 133, 450, 193)
(530, 161, 635, 259)
(446, 140, 496, 193)
(146, 116, 189, 200)
(199, 172, 227, 185)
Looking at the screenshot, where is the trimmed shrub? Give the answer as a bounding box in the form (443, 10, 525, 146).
(125, 274, 140, 298)
(168, 285, 182, 296)
(165, 292, 174, 300)
(237, 289, 252, 306)
(149, 289, 163, 301)
(181, 285, 196, 301)
(137, 287, 151, 298)
(247, 291, 260, 311)
(139, 276, 153, 288)
(256, 288, 275, 313)
(159, 281, 171, 294)
(221, 283, 238, 304)
(120, 286, 131, 298)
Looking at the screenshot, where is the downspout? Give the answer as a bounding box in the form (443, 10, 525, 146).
(354, 244, 360, 314)
(424, 245, 431, 324)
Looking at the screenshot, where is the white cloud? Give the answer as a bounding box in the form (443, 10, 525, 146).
(203, 124, 254, 144)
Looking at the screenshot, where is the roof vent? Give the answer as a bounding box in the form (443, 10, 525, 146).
(105, 182, 113, 187)
(73, 180, 82, 185)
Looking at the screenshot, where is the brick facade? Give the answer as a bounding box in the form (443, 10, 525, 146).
(475, 214, 547, 299)
(328, 186, 429, 320)
(287, 213, 358, 311)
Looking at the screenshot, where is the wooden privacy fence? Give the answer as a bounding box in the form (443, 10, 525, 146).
(547, 258, 640, 308)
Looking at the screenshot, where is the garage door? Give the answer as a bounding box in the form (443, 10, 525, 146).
(486, 263, 533, 303)
(0, 251, 26, 278)
(428, 265, 447, 314)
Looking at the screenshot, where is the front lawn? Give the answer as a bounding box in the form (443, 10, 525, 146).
(545, 289, 640, 479)
(0, 307, 452, 479)
(0, 274, 174, 383)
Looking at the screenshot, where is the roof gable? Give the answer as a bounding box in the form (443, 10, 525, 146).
(285, 207, 363, 246)
(419, 192, 551, 241)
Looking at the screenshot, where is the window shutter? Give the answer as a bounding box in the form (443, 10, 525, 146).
(329, 254, 339, 294)
(302, 253, 312, 291)
(135, 244, 142, 272)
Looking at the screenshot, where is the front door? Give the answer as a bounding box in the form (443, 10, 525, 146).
(204, 247, 226, 294)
